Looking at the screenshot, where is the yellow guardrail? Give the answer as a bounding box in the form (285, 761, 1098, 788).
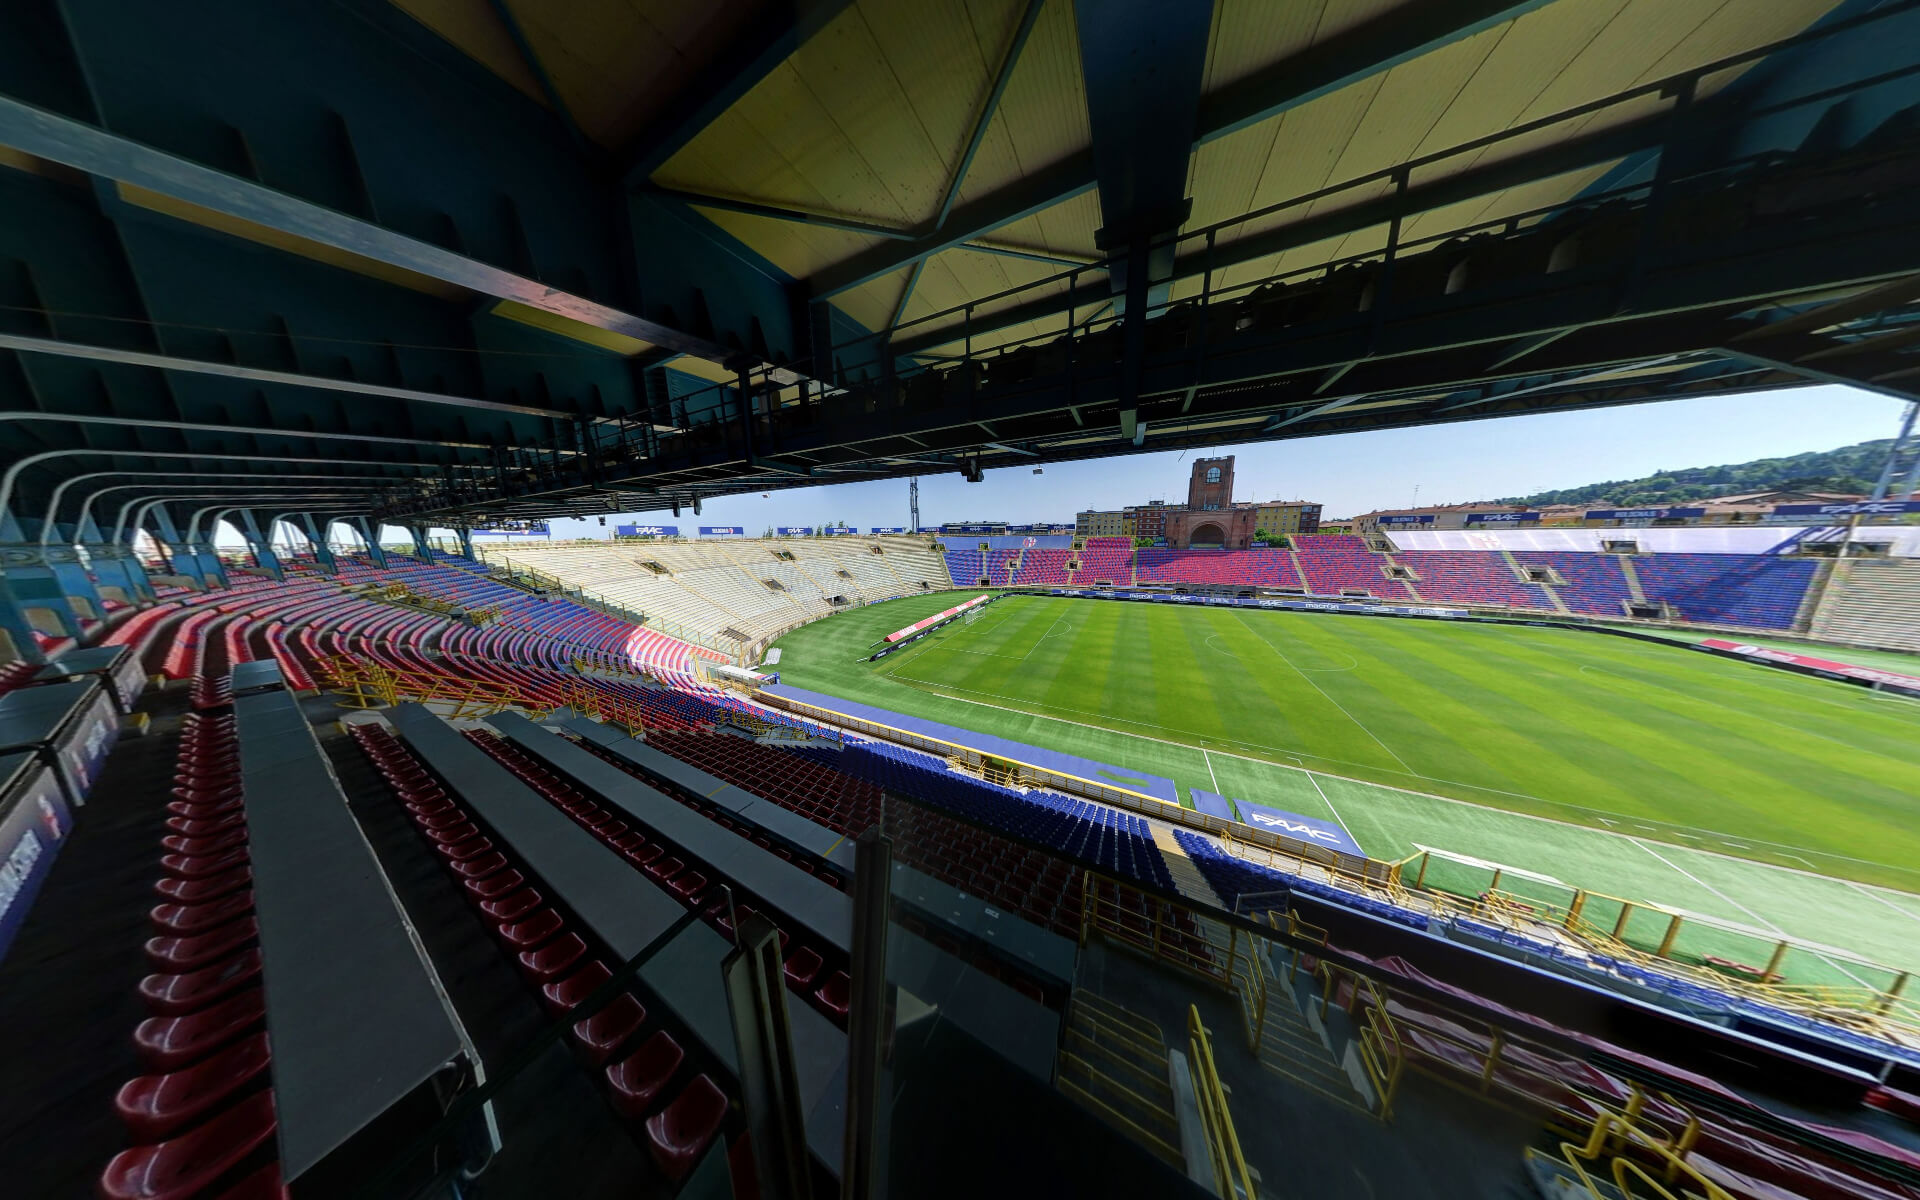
(1077, 871, 1242, 991)
(1543, 1092, 1734, 1200)
(1187, 1006, 1256, 1200)
(1315, 960, 1405, 1121)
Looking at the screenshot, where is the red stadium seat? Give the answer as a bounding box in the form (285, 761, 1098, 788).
(145, 918, 259, 972)
(133, 988, 266, 1071)
(814, 971, 850, 1020)
(98, 1090, 276, 1200)
(572, 994, 647, 1064)
(518, 933, 588, 982)
(149, 891, 254, 935)
(138, 949, 264, 1017)
(159, 829, 247, 857)
(159, 848, 250, 880)
(606, 1031, 684, 1119)
(478, 888, 543, 923)
(783, 947, 823, 991)
(496, 909, 565, 949)
(114, 1032, 272, 1141)
(541, 961, 611, 1016)
(463, 868, 525, 901)
(450, 851, 510, 880)
(645, 1075, 728, 1180)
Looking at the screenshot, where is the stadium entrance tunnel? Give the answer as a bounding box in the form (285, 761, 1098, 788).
(1191, 523, 1227, 547)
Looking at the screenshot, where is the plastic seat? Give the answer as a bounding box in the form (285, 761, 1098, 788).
(97, 1090, 276, 1200)
(139, 948, 264, 1017)
(814, 971, 851, 1019)
(166, 813, 245, 838)
(115, 1032, 272, 1141)
(517, 932, 588, 982)
(667, 871, 706, 901)
(450, 851, 509, 880)
(436, 836, 495, 863)
(478, 888, 543, 924)
(783, 947, 823, 991)
(133, 987, 266, 1071)
(150, 891, 254, 936)
(146, 918, 259, 972)
(645, 1074, 728, 1180)
(540, 960, 611, 1016)
(159, 848, 250, 881)
(153, 865, 251, 906)
(456, 868, 522, 905)
(496, 908, 565, 949)
(426, 821, 479, 845)
(606, 1031, 684, 1119)
(158, 827, 249, 857)
(571, 994, 647, 1064)
(625, 844, 663, 869)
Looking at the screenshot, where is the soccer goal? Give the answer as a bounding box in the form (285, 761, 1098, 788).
(964, 606, 982, 626)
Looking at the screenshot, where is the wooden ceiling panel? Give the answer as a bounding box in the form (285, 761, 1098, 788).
(689, 208, 885, 280)
(949, 0, 1090, 208)
(388, 0, 545, 102)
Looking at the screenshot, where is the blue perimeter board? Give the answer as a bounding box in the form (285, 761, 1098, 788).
(760, 683, 1182, 808)
(1187, 788, 1237, 821)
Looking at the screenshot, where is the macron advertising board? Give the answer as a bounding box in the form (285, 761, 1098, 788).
(698, 526, 745, 536)
(1375, 514, 1436, 525)
(870, 527, 908, 534)
(1583, 508, 1705, 521)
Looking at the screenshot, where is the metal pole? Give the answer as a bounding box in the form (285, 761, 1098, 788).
(841, 827, 894, 1200)
(1870, 400, 1919, 501)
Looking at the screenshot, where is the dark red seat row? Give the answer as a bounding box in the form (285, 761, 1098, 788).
(353, 721, 731, 1181)
(100, 708, 287, 1200)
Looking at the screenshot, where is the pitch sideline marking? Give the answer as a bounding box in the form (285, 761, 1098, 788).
(1303, 770, 1361, 854)
(1841, 880, 1920, 930)
(1203, 747, 1220, 795)
(1628, 839, 1876, 989)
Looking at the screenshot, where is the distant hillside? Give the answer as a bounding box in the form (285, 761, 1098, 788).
(1499, 439, 1893, 508)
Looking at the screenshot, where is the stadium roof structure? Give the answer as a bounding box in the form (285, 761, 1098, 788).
(5, 0, 1920, 541)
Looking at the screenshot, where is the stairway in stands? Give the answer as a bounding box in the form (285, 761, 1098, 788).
(1243, 944, 1378, 1117)
(1055, 990, 1183, 1169)
(1148, 824, 1225, 909)
(1616, 554, 1648, 606)
(1502, 549, 1570, 615)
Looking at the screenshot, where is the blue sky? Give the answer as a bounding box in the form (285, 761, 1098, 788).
(461, 385, 1908, 542)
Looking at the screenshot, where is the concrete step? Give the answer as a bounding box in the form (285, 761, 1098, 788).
(1149, 822, 1226, 909)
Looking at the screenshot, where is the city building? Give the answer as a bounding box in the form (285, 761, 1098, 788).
(1125, 501, 1172, 541)
(1074, 509, 1125, 537)
(1252, 501, 1322, 538)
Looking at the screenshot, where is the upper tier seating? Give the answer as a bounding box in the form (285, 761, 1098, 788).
(944, 549, 985, 586)
(1135, 548, 1299, 589)
(1011, 549, 1073, 586)
(482, 536, 949, 649)
(1069, 538, 1135, 586)
(1509, 551, 1634, 617)
(1392, 551, 1553, 609)
(1810, 558, 1920, 652)
(1633, 554, 1818, 630)
(1293, 535, 1388, 595)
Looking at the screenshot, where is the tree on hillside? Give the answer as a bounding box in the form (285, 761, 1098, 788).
(1498, 439, 1896, 506)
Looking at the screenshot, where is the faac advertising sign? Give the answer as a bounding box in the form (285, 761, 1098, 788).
(614, 524, 678, 536)
(1772, 500, 1920, 517)
(1464, 511, 1541, 524)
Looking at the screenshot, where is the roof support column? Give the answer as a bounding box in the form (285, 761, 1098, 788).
(456, 526, 476, 563)
(235, 511, 284, 581)
(353, 518, 389, 570)
(300, 514, 339, 575)
(146, 505, 213, 593)
(405, 526, 435, 562)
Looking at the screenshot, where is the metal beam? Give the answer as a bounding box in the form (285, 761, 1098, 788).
(1195, 1, 1557, 146)
(0, 94, 763, 371)
(620, 0, 862, 183)
(482, 0, 590, 152)
(642, 187, 918, 241)
(935, 0, 1048, 232)
(0, 409, 492, 451)
(0, 332, 569, 419)
(811, 0, 1551, 298)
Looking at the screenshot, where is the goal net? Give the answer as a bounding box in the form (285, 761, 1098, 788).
(963, 606, 981, 625)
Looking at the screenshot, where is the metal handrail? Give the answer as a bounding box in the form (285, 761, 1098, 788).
(1187, 1005, 1256, 1200)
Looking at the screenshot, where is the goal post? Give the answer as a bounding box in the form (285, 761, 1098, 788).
(964, 606, 981, 626)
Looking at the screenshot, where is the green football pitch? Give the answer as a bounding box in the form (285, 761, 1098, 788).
(770, 592, 1920, 989)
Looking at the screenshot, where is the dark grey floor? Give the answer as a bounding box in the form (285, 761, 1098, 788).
(1073, 935, 1547, 1200)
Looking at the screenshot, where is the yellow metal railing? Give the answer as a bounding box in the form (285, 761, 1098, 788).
(1315, 959, 1405, 1121)
(319, 656, 532, 719)
(1078, 872, 1240, 990)
(1057, 995, 1183, 1167)
(1540, 1091, 1735, 1200)
(1187, 1006, 1256, 1200)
